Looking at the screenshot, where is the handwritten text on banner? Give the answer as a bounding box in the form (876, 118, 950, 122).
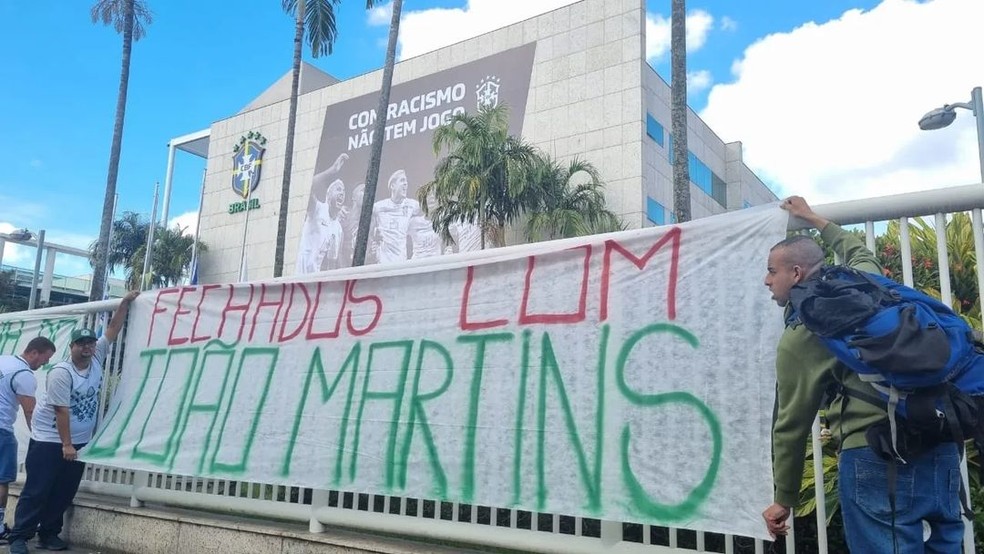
(83, 206, 788, 539)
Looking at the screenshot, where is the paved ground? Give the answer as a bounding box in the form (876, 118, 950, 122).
(2, 542, 127, 554)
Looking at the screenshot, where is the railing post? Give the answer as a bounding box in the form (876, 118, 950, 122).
(309, 489, 328, 533)
(599, 520, 621, 547)
(130, 470, 147, 508)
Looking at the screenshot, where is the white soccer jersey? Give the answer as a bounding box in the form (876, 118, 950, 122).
(373, 198, 420, 264)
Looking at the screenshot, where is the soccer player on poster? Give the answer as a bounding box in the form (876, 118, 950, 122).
(370, 169, 421, 264)
(296, 153, 348, 274)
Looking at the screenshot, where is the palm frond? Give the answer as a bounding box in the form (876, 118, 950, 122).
(90, 0, 153, 40)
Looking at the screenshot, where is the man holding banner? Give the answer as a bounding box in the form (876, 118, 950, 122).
(8, 291, 137, 554)
(762, 197, 964, 552)
(0, 337, 56, 543)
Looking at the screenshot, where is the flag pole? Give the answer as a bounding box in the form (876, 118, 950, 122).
(189, 168, 206, 285)
(238, 169, 252, 282)
(141, 183, 159, 291)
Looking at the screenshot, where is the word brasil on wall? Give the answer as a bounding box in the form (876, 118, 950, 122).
(82, 206, 787, 539)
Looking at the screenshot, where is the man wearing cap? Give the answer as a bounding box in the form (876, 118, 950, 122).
(8, 291, 138, 554)
(0, 337, 56, 543)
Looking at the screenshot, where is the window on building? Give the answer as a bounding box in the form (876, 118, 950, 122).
(646, 114, 664, 147)
(666, 135, 727, 208)
(646, 197, 666, 225)
(712, 173, 728, 208)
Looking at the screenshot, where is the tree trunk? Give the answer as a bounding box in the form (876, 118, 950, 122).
(352, 0, 403, 266)
(274, 0, 305, 277)
(670, 0, 691, 223)
(90, 0, 134, 301)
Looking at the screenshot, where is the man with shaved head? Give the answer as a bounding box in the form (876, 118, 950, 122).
(296, 153, 348, 274)
(762, 197, 964, 552)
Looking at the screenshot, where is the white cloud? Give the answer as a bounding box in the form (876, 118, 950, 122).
(646, 9, 714, 60)
(687, 70, 713, 93)
(168, 211, 199, 237)
(368, 2, 392, 26)
(701, 0, 984, 205)
(719, 16, 737, 32)
(397, 0, 580, 60)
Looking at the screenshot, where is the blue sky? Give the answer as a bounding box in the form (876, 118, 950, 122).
(1, 0, 981, 278)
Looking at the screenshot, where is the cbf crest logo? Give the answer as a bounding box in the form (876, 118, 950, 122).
(232, 131, 267, 198)
(476, 75, 501, 110)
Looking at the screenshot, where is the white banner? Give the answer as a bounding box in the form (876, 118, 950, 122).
(0, 313, 86, 462)
(84, 206, 788, 539)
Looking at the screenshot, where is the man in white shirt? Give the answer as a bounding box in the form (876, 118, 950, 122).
(0, 337, 55, 542)
(449, 220, 483, 253)
(8, 291, 137, 554)
(370, 169, 421, 264)
(296, 153, 348, 275)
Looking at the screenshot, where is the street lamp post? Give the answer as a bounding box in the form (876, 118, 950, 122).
(918, 86, 984, 182)
(8, 228, 46, 310)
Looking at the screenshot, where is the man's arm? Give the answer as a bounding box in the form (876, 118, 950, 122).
(820, 224, 882, 275)
(45, 368, 76, 460)
(16, 396, 36, 432)
(54, 406, 76, 460)
(11, 371, 37, 431)
(308, 154, 349, 213)
(782, 196, 882, 274)
(771, 342, 837, 506)
(105, 290, 139, 343)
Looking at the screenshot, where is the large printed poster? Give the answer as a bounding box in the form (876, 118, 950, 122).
(84, 206, 789, 540)
(295, 43, 537, 274)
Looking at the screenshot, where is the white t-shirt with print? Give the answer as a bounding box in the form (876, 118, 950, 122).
(373, 198, 420, 263)
(0, 355, 37, 433)
(31, 336, 109, 445)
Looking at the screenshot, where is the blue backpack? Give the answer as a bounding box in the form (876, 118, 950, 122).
(787, 265, 984, 461)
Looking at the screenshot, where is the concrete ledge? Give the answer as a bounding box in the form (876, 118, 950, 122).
(9, 489, 487, 554)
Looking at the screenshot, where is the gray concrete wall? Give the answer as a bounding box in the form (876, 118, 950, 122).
(7, 490, 482, 554)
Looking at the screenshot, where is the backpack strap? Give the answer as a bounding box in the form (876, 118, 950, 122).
(839, 385, 889, 411)
(7, 369, 31, 395)
(940, 393, 976, 520)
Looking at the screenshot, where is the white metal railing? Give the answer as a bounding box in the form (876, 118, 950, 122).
(801, 182, 984, 554)
(14, 182, 984, 554)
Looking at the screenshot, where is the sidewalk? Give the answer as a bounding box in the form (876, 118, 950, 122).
(8, 488, 490, 554)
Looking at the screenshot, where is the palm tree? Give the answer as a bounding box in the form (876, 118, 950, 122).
(417, 105, 539, 249)
(524, 156, 623, 242)
(88, 0, 153, 301)
(91, 213, 204, 290)
(352, 0, 403, 266)
(89, 210, 147, 279)
(670, 0, 691, 223)
(132, 225, 204, 289)
(276, 0, 376, 277)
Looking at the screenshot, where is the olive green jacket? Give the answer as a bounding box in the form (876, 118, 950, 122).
(772, 223, 887, 507)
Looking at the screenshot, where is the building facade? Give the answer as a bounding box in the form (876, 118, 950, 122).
(193, 0, 775, 284)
